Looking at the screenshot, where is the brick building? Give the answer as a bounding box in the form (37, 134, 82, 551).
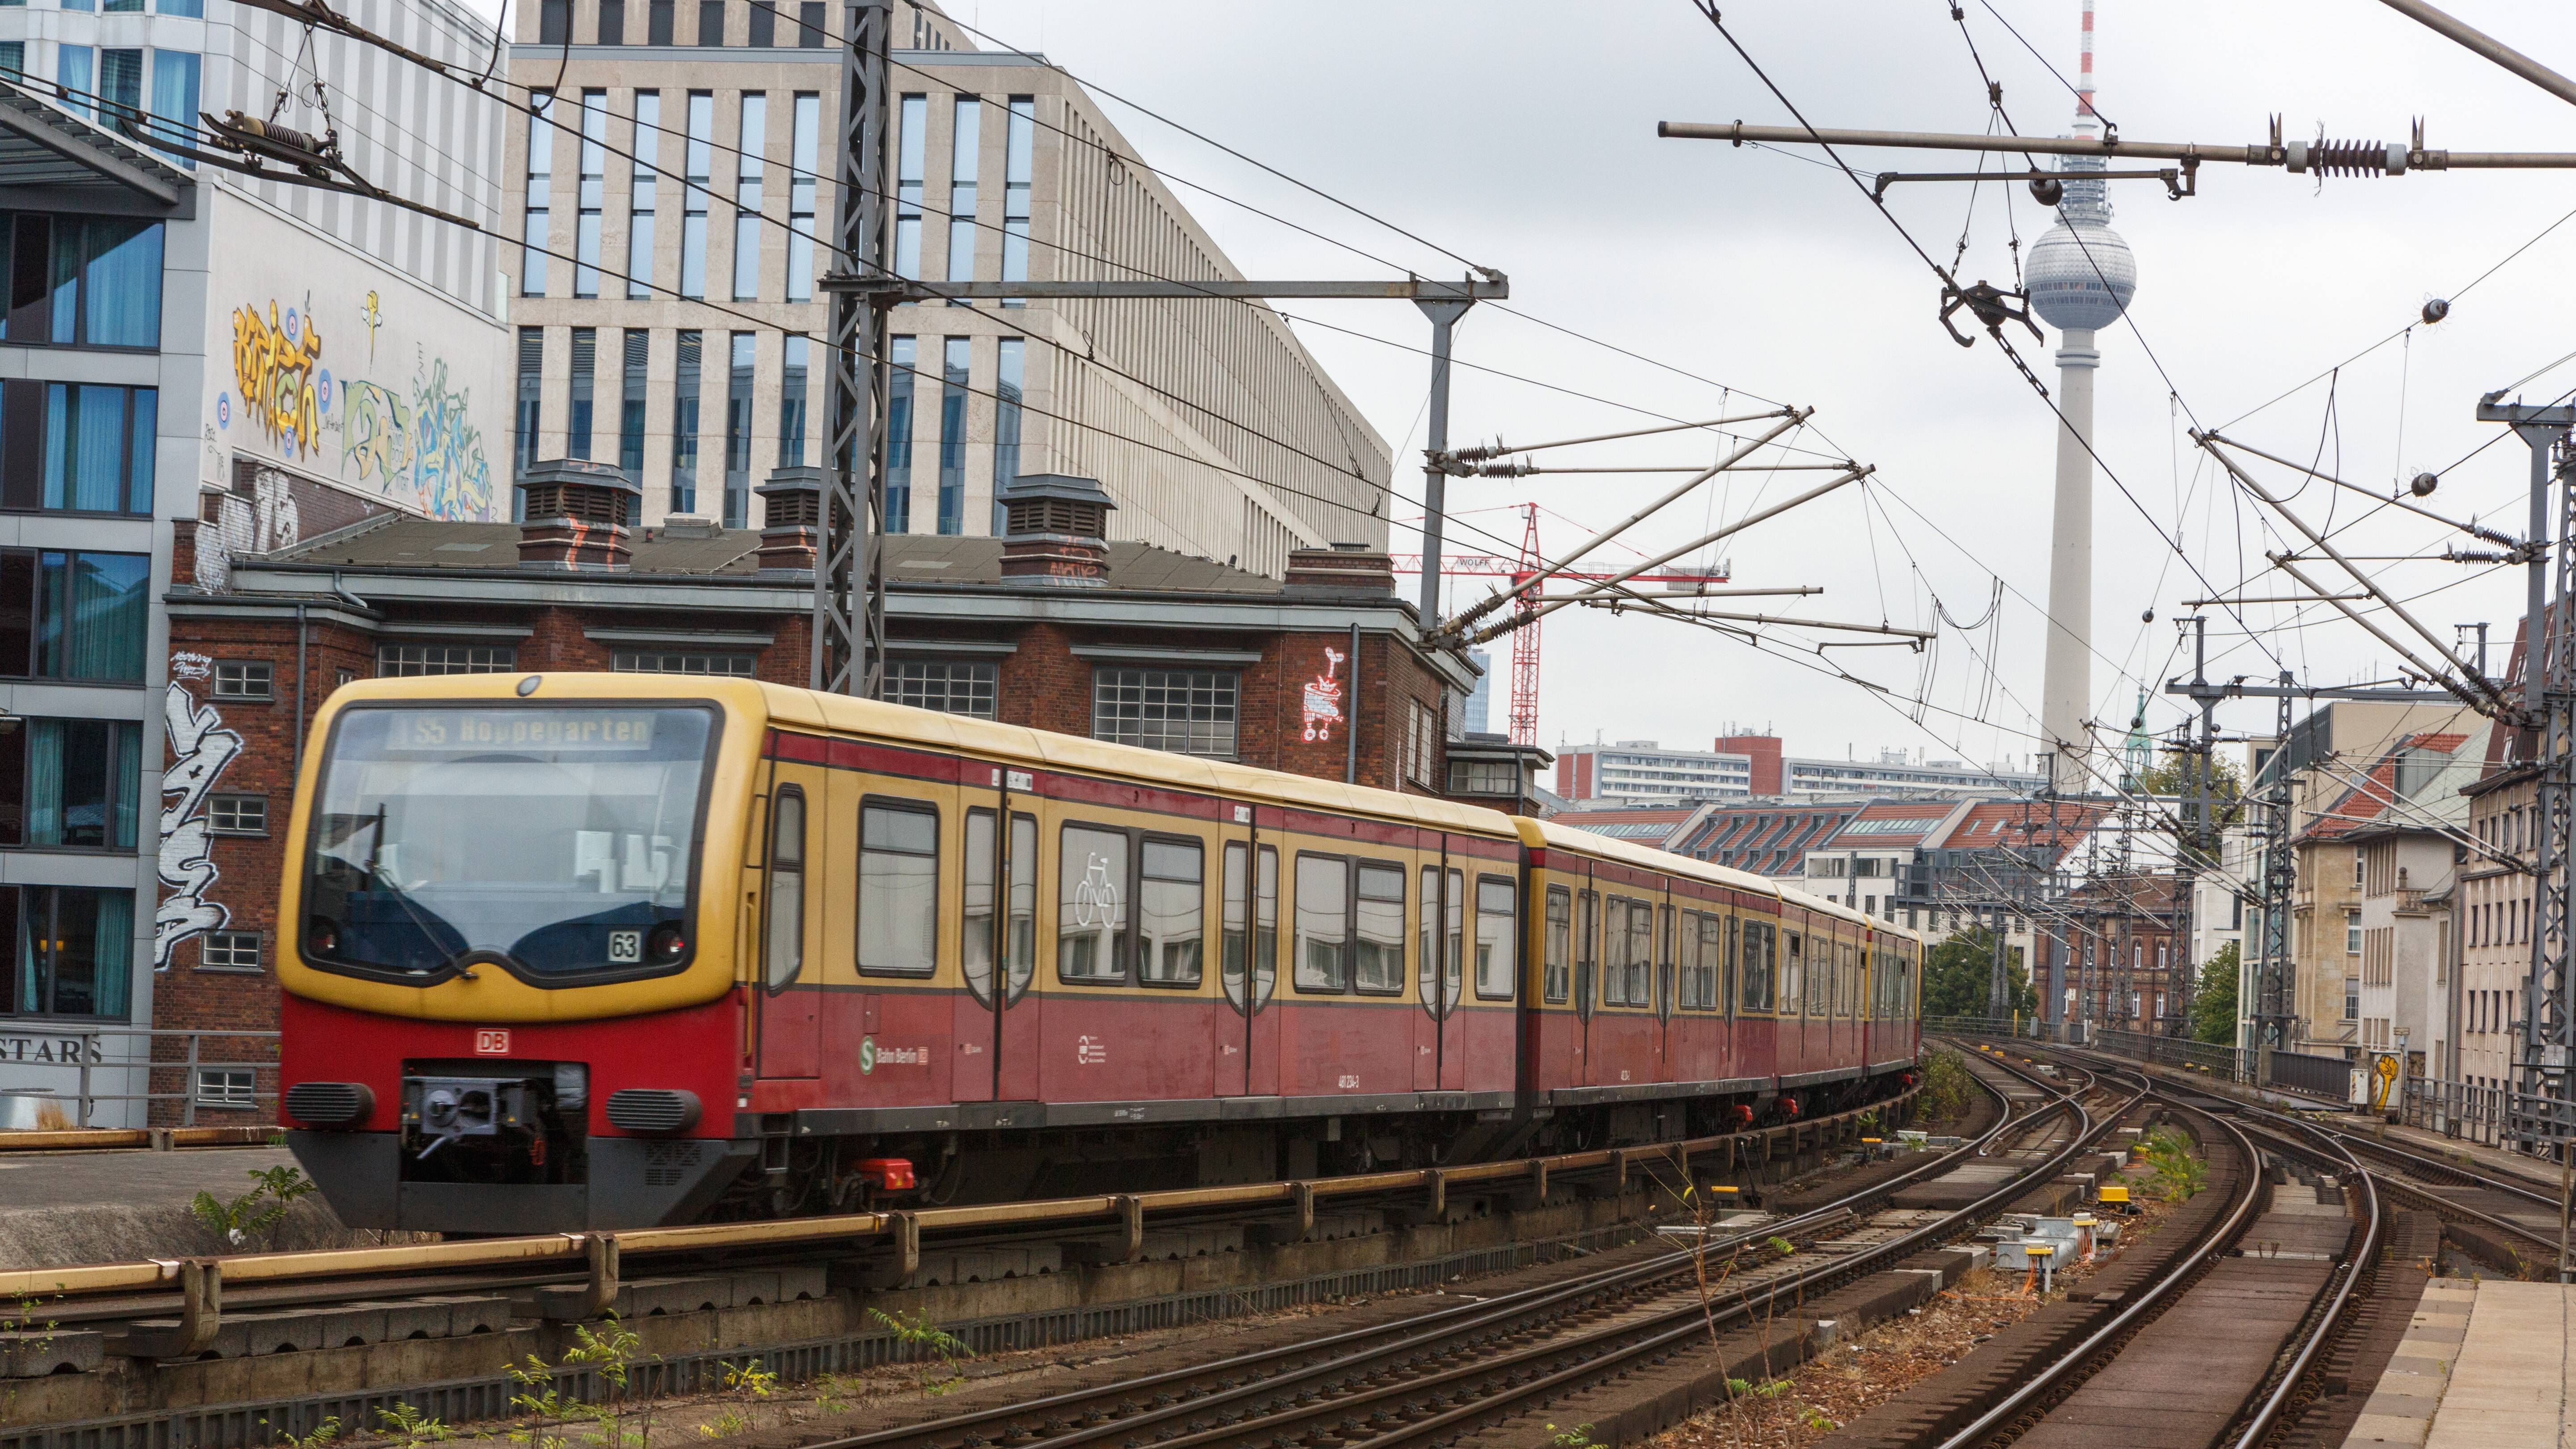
(146, 464, 1531, 1120)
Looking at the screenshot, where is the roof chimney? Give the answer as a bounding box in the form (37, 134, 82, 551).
(998, 472, 1114, 588)
(1284, 542, 1396, 596)
(754, 466, 822, 574)
(518, 459, 641, 572)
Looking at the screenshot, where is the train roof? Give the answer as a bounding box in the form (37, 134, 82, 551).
(757, 682, 1525, 839)
(1514, 816, 1920, 941)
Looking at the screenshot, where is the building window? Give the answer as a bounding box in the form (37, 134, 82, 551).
(212, 659, 272, 699)
(610, 649, 755, 675)
(2344, 973, 2360, 1021)
(937, 336, 968, 535)
(886, 335, 915, 532)
(799, 1, 822, 45)
(679, 92, 712, 297)
(888, 93, 929, 282)
(597, 0, 624, 43)
(521, 90, 553, 296)
(377, 644, 517, 676)
(575, 89, 606, 297)
(787, 93, 819, 300)
(1094, 668, 1238, 758)
(1001, 95, 1032, 301)
(515, 327, 544, 509)
(724, 331, 754, 528)
(8, 381, 156, 515)
(671, 329, 702, 514)
(567, 327, 597, 458)
(619, 329, 649, 473)
(991, 337, 1022, 533)
(0, 215, 163, 349)
(779, 333, 809, 467)
(887, 659, 997, 718)
(146, 49, 198, 169)
(1406, 699, 1440, 788)
(648, 0, 673, 43)
(0, 550, 151, 682)
(99, 47, 141, 131)
(696, 0, 721, 43)
(538, 0, 569, 42)
(207, 794, 267, 836)
(1448, 759, 1517, 796)
(0, 886, 134, 1019)
(746, 0, 773, 46)
(733, 92, 766, 300)
(2346, 909, 2362, 954)
(193, 1065, 256, 1108)
(628, 91, 660, 297)
(947, 96, 980, 290)
(0, 718, 141, 849)
(198, 932, 263, 971)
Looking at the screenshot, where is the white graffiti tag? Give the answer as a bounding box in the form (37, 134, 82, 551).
(156, 683, 244, 970)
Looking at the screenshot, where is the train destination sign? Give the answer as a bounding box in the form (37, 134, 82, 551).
(382, 709, 662, 753)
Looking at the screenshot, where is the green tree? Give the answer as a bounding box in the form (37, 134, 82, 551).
(2190, 940, 2240, 1045)
(1921, 927, 2037, 1019)
(2135, 750, 2246, 826)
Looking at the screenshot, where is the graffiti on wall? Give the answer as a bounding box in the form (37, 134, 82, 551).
(192, 466, 303, 593)
(232, 299, 327, 461)
(1301, 646, 1347, 744)
(221, 290, 501, 522)
(157, 656, 243, 972)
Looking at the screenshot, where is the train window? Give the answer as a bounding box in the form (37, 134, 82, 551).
(1739, 922, 1771, 1012)
(1140, 839, 1205, 987)
(1543, 886, 1571, 1004)
(1355, 863, 1406, 995)
(1779, 932, 1801, 1015)
(1058, 825, 1131, 983)
(963, 809, 1038, 1004)
(763, 787, 805, 991)
(1676, 910, 1701, 1010)
(1686, 912, 1720, 1011)
(1475, 876, 1515, 1000)
(1720, 916, 1737, 1018)
(857, 801, 938, 976)
(1222, 843, 1280, 1012)
(1415, 866, 1463, 1010)
(1600, 895, 1633, 1006)
(1576, 889, 1598, 1018)
(1627, 902, 1652, 1007)
(1294, 853, 1350, 992)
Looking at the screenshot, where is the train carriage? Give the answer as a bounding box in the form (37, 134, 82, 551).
(277, 674, 1919, 1233)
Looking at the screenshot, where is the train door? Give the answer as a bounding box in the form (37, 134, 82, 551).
(1436, 851, 1465, 1092)
(1656, 894, 1676, 1083)
(961, 767, 1039, 1103)
(1575, 875, 1600, 1086)
(1217, 807, 1276, 1097)
(1412, 834, 1442, 1093)
(755, 765, 822, 1079)
(1241, 807, 1285, 1096)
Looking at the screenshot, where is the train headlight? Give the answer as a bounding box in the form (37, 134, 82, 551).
(308, 915, 341, 957)
(646, 922, 687, 966)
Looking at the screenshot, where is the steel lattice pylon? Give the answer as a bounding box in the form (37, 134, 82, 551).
(811, 0, 893, 697)
(2521, 435, 2576, 1140)
(1507, 503, 1542, 746)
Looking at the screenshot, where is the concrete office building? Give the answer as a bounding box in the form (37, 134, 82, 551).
(0, 0, 511, 1124)
(501, 0, 1388, 570)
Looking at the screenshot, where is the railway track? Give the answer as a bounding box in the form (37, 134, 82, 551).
(752, 1051, 2134, 1449)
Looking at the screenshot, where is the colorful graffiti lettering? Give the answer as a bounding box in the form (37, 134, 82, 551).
(232, 300, 325, 459)
(410, 358, 495, 520)
(343, 379, 412, 498)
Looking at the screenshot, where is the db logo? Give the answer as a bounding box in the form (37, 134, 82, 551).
(474, 1029, 511, 1056)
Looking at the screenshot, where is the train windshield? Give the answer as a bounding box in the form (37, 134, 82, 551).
(301, 704, 717, 982)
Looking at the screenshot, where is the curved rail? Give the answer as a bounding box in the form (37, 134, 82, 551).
(2225, 1114, 2384, 1449)
(1934, 1069, 2263, 1449)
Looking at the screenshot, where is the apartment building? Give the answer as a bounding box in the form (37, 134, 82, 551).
(2349, 822, 2457, 1080)
(500, 0, 1388, 570)
(0, 0, 510, 1123)
(2459, 761, 2538, 1093)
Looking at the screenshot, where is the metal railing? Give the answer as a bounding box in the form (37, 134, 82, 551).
(1921, 1013, 2042, 1039)
(0, 1028, 278, 1128)
(2092, 1027, 2255, 1084)
(2392, 1074, 2576, 1148)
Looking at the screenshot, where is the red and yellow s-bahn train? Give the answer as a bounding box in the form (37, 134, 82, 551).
(276, 674, 1923, 1233)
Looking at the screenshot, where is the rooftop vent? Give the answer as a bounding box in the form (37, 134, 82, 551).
(998, 472, 1114, 588)
(753, 466, 822, 573)
(1284, 544, 1395, 596)
(518, 459, 642, 572)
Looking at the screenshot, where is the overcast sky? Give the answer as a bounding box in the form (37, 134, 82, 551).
(497, 0, 2576, 774)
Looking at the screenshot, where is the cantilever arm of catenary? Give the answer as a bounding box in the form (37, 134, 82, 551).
(2201, 431, 2523, 550)
(2190, 431, 2509, 716)
(1442, 408, 1818, 634)
(1468, 464, 1873, 646)
(1449, 409, 1797, 462)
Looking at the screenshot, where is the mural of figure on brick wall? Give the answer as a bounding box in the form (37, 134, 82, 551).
(157, 659, 243, 971)
(1301, 646, 1347, 743)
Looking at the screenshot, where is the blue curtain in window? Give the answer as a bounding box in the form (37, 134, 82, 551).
(76, 386, 123, 511)
(99, 49, 140, 127)
(12, 891, 34, 1016)
(42, 552, 146, 681)
(55, 45, 91, 118)
(157, 0, 204, 14)
(127, 388, 153, 514)
(147, 50, 196, 166)
(24, 719, 60, 846)
(39, 384, 67, 510)
(107, 720, 137, 850)
(80, 221, 161, 348)
(91, 890, 131, 1019)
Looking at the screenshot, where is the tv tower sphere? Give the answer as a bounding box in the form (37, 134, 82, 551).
(2026, 212, 2138, 333)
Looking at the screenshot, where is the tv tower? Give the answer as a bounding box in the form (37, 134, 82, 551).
(2025, 0, 2138, 792)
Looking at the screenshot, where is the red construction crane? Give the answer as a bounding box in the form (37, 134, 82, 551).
(1390, 504, 1729, 747)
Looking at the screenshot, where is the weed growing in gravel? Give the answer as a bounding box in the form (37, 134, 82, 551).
(869, 1308, 972, 1397)
(192, 1165, 318, 1248)
(377, 1402, 451, 1447)
(264, 1415, 343, 1449)
(2140, 1128, 2207, 1202)
(1548, 1423, 1597, 1447)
